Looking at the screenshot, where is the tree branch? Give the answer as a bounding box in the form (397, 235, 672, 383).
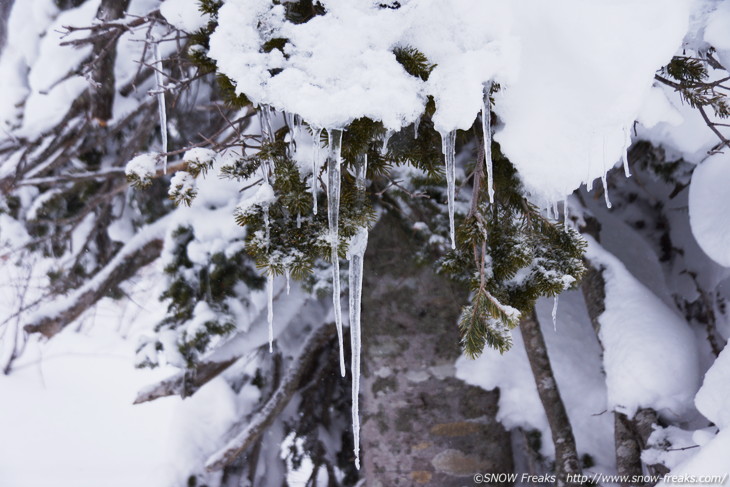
(520, 310, 582, 487)
(134, 357, 239, 404)
(23, 216, 170, 338)
(205, 324, 336, 472)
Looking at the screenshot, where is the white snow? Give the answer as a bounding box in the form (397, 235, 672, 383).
(209, 0, 689, 203)
(159, 0, 212, 33)
(695, 344, 730, 429)
(688, 152, 730, 267)
(456, 291, 615, 470)
(237, 181, 276, 217)
(183, 147, 218, 166)
(125, 153, 158, 181)
(586, 237, 700, 417)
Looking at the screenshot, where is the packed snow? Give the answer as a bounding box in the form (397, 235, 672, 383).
(209, 0, 690, 203)
(688, 152, 730, 267)
(5, 0, 730, 484)
(586, 238, 700, 417)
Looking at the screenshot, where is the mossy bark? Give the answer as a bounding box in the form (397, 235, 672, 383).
(360, 214, 513, 486)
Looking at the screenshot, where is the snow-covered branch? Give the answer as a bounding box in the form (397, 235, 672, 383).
(24, 216, 170, 338)
(133, 357, 238, 404)
(205, 324, 335, 472)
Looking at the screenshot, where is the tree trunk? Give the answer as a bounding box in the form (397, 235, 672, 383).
(360, 214, 513, 486)
(90, 0, 131, 123)
(579, 217, 668, 485)
(0, 0, 13, 54)
(519, 311, 582, 487)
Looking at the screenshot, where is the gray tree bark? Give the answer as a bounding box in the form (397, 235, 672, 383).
(360, 214, 513, 486)
(519, 311, 582, 487)
(0, 0, 13, 54)
(90, 0, 131, 122)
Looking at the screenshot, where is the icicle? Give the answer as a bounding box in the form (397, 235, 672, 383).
(481, 85, 494, 203)
(311, 128, 322, 215)
(552, 201, 559, 222)
(327, 129, 346, 377)
(153, 40, 168, 173)
(284, 111, 297, 156)
(602, 173, 612, 209)
(563, 199, 569, 230)
(263, 205, 271, 248)
(296, 212, 301, 229)
(546, 204, 554, 221)
(552, 295, 559, 332)
(414, 115, 421, 139)
(381, 130, 393, 156)
(348, 228, 367, 470)
(587, 178, 594, 192)
(264, 203, 273, 352)
(441, 130, 457, 250)
(259, 105, 275, 143)
(622, 125, 632, 177)
(348, 151, 369, 471)
(285, 267, 291, 295)
(285, 111, 295, 133)
(267, 273, 274, 353)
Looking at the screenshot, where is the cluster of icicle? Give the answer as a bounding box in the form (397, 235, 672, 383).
(256, 82, 626, 470)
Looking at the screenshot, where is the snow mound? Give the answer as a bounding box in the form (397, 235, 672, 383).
(695, 344, 730, 429)
(125, 153, 158, 180)
(160, 0, 211, 32)
(689, 152, 730, 267)
(586, 238, 700, 417)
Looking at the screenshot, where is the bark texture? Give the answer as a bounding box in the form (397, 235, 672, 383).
(360, 214, 513, 486)
(0, 0, 13, 53)
(90, 0, 131, 122)
(519, 311, 582, 487)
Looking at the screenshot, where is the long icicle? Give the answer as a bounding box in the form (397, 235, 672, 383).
(348, 152, 369, 470)
(153, 40, 168, 173)
(441, 130, 457, 249)
(327, 129, 346, 377)
(602, 173, 612, 209)
(622, 125, 632, 177)
(267, 273, 274, 353)
(552, 295, 559, 332)
(481, 83, 494, 203)
(312, 128, 322, 215)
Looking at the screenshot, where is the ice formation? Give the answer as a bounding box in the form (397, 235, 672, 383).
(153, 40, 168, 173)
(441, 130, 457, 250)
(327, 129, 346, 377)
(347, 152, 369, 470)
